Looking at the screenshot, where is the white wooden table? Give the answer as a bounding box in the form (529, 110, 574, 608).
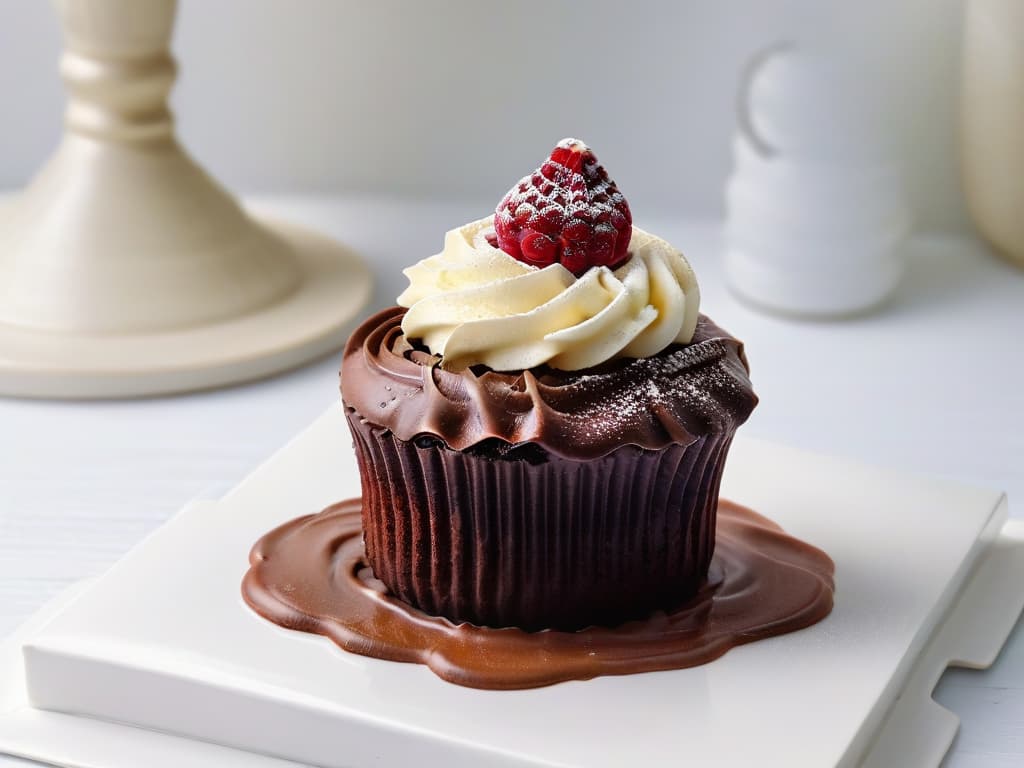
(1, 197, 1022, 767)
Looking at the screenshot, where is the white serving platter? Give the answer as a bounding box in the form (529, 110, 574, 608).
(1, 404, 1021, 767)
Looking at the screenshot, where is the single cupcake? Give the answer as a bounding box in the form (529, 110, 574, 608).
(341, 139, 757, 631)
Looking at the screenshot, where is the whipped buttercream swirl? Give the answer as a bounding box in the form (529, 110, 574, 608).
(397, 217, 700, 372)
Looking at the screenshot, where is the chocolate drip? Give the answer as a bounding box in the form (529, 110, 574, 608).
(242, 499, 835, 690)
(340, 307, 757, 460)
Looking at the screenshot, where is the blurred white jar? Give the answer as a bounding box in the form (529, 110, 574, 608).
(725, 42, 911, 318)
(728, 138, 911, 240)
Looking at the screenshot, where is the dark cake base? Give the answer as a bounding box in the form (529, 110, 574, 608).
(348, 414, 731, 631)
(241, 498, 835, 691)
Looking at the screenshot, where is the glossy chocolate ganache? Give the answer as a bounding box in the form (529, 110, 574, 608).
(340, 306, 757, 459)
(339, 306, 760, 630)
(242, 498, 834, 690)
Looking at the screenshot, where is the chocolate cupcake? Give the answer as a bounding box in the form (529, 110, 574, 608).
(341, 139, 756, 631)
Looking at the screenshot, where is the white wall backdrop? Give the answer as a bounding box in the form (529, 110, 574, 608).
(0, 0, 967, 229)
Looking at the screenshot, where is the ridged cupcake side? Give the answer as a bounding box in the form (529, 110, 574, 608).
(347, 412, 735, 631)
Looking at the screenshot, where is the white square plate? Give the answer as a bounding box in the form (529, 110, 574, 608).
(2, 405, 1021, 767)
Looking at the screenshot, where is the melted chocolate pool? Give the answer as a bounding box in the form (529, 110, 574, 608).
(242, 499, 834, 690)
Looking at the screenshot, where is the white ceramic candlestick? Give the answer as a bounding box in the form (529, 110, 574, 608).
(0, 0, 372, 398)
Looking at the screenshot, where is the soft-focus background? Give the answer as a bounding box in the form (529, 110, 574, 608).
(0, 0, 965, 229)
(1, 1, 1023, 766)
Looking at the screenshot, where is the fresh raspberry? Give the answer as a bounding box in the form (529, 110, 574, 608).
(493, 139, 633, 276)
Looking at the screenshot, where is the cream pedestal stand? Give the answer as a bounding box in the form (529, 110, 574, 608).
(0, 0, 372, 398)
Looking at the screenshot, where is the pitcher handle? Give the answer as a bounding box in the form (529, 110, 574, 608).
(737, 41, 794, 158)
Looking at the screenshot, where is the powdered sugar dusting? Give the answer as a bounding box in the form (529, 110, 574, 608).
(345, 307, 756, 461)
(557, 337, 748, 446)
(494, 139, 633, 273)
(495, 165, 626, 236)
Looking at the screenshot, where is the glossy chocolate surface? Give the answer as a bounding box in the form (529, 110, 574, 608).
(340, 307, 757, 460)
(242, 498, 834, 690)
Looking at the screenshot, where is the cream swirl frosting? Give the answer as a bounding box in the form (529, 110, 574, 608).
(397, 216, 700, 372)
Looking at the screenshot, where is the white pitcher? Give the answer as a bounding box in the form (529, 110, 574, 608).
(725, 41, 911, 317)
(737, 42, 894, 165)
